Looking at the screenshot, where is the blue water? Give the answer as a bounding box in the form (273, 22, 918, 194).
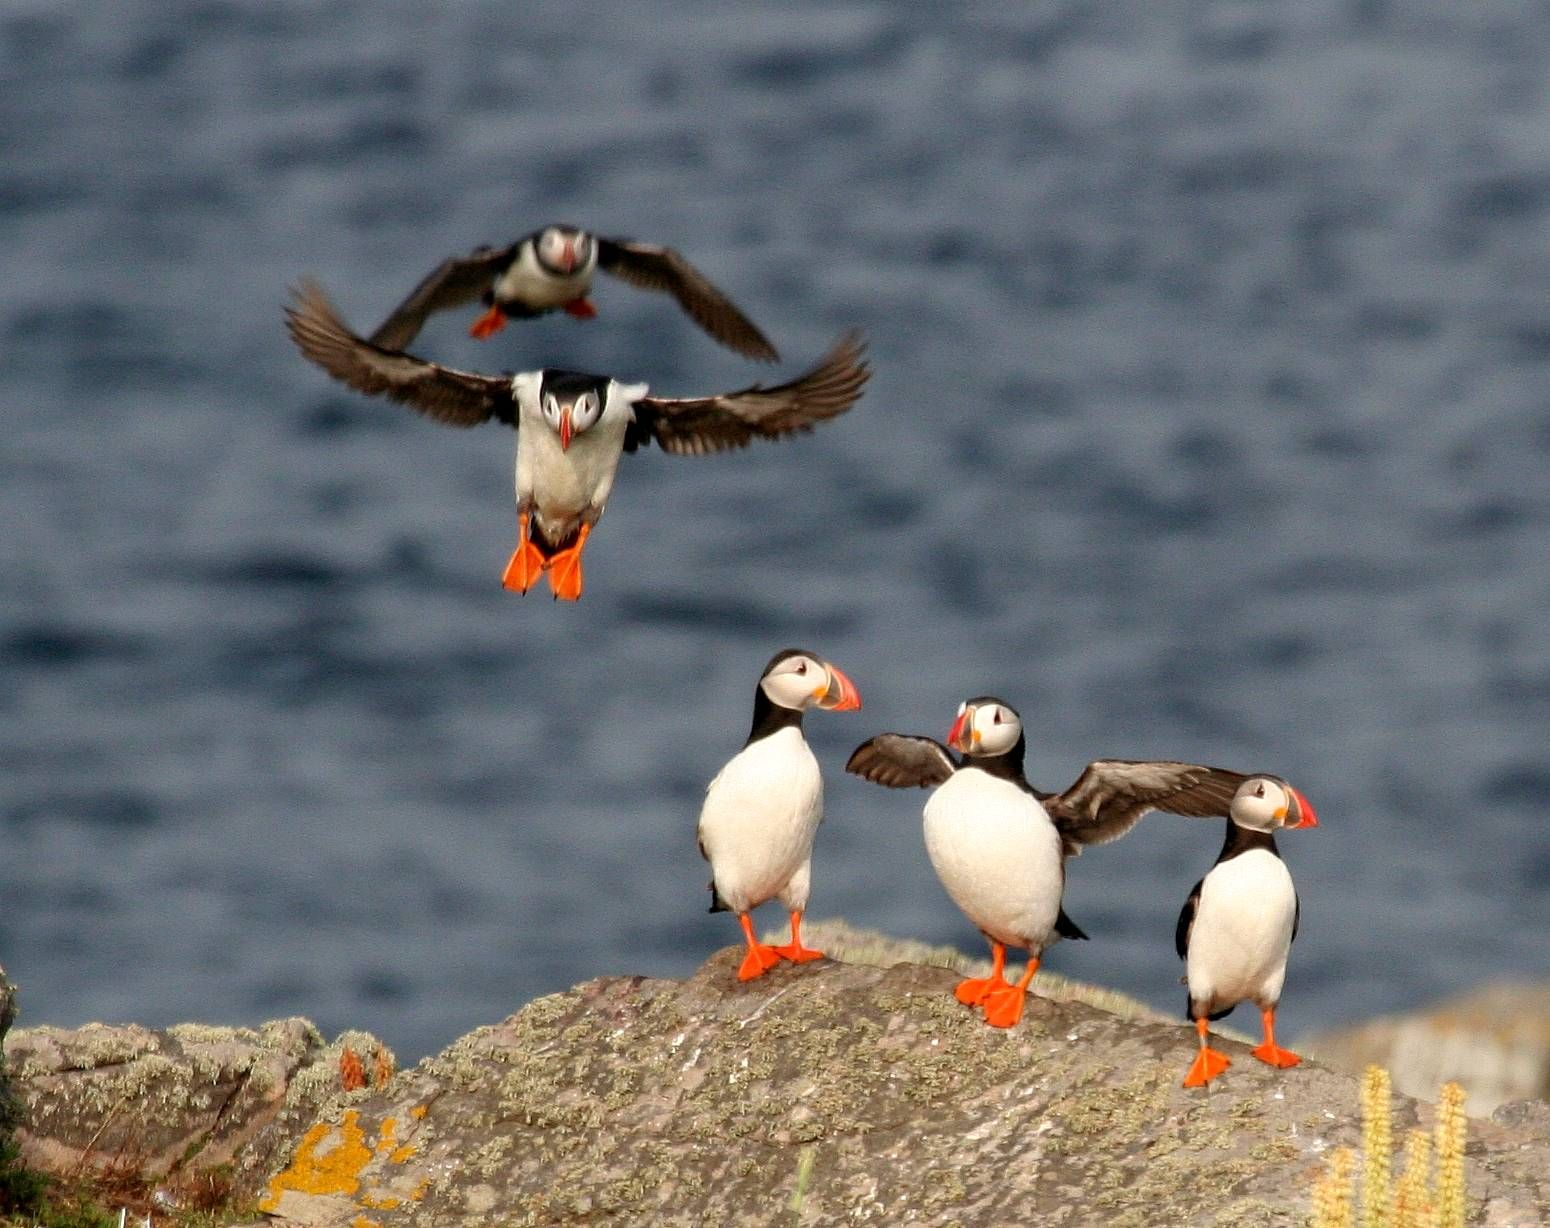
(1, 1, 1547, 1061)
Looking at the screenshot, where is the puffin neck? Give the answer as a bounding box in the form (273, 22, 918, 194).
(1218, 818, 1280, 862)
(746, 687, 805, 745)
(963, 733, 1030, 789)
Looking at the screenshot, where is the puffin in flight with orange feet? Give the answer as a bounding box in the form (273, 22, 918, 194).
(286, 281, 867, 599)
(698, 650, 862, 981)
(365, 224, 779, 361)
(1177, 775, 1318, 1087)
(847, 698, 1249, 1029)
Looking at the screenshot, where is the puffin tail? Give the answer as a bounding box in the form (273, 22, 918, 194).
(1055, 908, 1089, 941)
(706, 879, 729, 914)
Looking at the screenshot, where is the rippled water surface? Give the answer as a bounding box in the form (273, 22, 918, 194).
(2, 1, 1547, 1059)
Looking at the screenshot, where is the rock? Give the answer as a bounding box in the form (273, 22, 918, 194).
(1299, 982, 1550, 1116)
(4, 1017, 394, 1202)
(0, 961, 15, 1046)
(253, 949, 1549, 1227)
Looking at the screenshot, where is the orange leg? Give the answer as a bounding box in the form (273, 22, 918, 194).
(954, 941, 1009, 1006)
(562, 297, 597, 319)
(1183, 1016, 1233, 1087)
(469, 304, 508, 339)
(982, 956, 1039, 1028)
(1250, 1006, 1301, 1069)
(771, 909, 824, 964)
(500, 513, 546, 593)
(736, 912, 782, 982)
(545, 524, 591, 601)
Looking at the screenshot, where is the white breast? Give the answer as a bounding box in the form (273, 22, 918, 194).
(922, 768, 1065, 952)
(513, 379, 634, 544)
(492, 243, 597, 308)
(697, 726, 823, 916)
(1185, 848, 1297, 1014)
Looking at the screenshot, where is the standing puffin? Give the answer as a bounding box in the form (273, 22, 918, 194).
(285, 281, 867, 600)
(1176, 775, 1318, 1087)
(847, 698, 1248, 1028)
(699, 650, 862, 981)
(366, 224, 779, 361)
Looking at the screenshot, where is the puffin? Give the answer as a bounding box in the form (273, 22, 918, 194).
(285, 281, 867, 600)
(366, 224, 779, 361)
(698, 649, 862, 981)
(847, 698, 1248, 1028)
(1176, 775, 1318, 1088)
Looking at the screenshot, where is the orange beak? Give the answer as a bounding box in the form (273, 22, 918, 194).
(817, 663, 861, 711)
(1288, 786, 1319, 829)
(559, 406, 573, 452)
(946, 708, 970, 752)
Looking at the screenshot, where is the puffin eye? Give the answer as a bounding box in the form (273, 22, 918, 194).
(1254, 783, 1265, 798)
(796, 661, 807, 674)
(993, 709, 1003, 725)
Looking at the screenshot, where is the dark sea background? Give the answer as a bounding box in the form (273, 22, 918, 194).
(2, 1, 1547, 1063)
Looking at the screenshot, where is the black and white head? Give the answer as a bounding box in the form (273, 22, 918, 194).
(532, 225, 595, 278)
(759, 649, 862, 713)
(945, 696, 1022, 759)
(536, 371, 610, 452)
(1229, 776, 1319, 833)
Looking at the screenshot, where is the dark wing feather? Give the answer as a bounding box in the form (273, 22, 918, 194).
(629, 331, 868, 456)
(1175, 878, 1204, 960)
(366, 244, 517, 351)
(845, 734, 957, 789)
(1045, 760, 1248, 853)
(286, 280, 516, 428)
(597, 237, 778, 361)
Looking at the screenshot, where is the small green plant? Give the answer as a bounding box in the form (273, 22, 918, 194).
(1311, 1066, 1468, 1228)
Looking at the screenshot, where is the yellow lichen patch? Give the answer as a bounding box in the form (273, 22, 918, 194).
(410, 1177, 430, 1201)
(360, 1194, 401, 1210)
(410, 1103, 428, 1119)
(375, 1117, 397, 1151)
(351, 1218, 382, 1228)
(259, 1110, 374, 1212)
(390, 1144, 416, 1164)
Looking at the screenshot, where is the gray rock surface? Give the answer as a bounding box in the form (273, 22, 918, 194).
(4, 1017, 393, 1201)
(252, 949, 1549, 1227)
(1300, 982, 1550, 1117)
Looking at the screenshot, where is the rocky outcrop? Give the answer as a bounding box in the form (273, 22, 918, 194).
(4, 1017, 393, 1202)
(5, 938, 1546, 1226)
(1301, 982, 1550, 1117)
(253, 949, 1548, 1227)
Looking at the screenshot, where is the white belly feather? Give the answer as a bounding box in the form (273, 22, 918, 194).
(698, 727, 823, 916)
(922, 768, 1065, 952)
(512, 378, 635, 545)
(1186, 848, 1297, 1012)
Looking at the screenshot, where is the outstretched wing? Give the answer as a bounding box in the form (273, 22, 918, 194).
(845, 734, 957, 789)
(597, 237, 778, 361)
(366, 244, 517, 351)
(286, 280, 517, 428)
(626, 331, 868, 456)
(1046, 761, 1248, 853)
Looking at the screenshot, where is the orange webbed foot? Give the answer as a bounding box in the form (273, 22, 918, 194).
(1251, 1042, 1302, 1069)
(1183, 1046, 1232, 1087)
(772, 941, 824, 964)
(737, 943, 783, 981)
(469, 305, 507, 339)
(547, 550, 584, 601)
(953, 975, 1005, 1007)
(562, 297, 597, 319)
(501, 539, 546, 593)
(981, 984, 1028, 1029)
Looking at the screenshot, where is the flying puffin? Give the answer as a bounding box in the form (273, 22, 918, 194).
(1176, 775, 1318, 1088)
(285, 281, 868, 600)
(847, 698, 1248, 1028)
(366, 224, 779, 361)
(698, 649, 862, 982)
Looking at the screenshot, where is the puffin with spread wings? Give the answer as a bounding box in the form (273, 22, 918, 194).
(285, 281, 868, 600)
(366, 224, 779, 361)
(847, 697, 1247, 1028)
